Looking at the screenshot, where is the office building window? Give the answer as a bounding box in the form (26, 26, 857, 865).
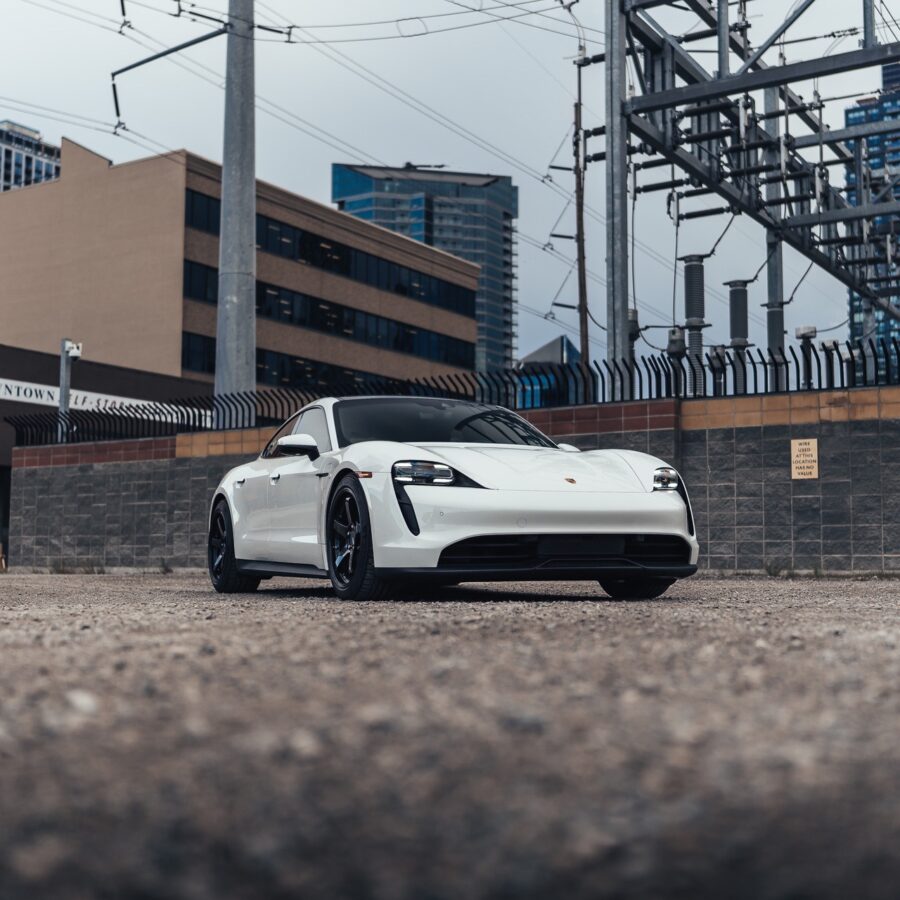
(184, 189, 476, 318)
(183, 259, 476, 369)
(185, 189, 221, 235)
(181, 332, 377, 388)
(181, 331, 217, 374)
(183, 260, 218, 304)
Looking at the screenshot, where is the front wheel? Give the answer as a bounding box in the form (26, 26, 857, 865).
(208, 500, 260, 594)
(326, 475, 395, 601)
(599, 577, 674, 600)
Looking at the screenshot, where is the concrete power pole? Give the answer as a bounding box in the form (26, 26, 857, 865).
(605, 0, 631, 386)
(764, 87, 786, 388)
(574, 68, 590, 364)
(215, 0, 257, 410)
(861, 0, 878, 366)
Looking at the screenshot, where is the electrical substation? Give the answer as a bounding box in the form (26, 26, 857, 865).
(574, 0, 900, 393)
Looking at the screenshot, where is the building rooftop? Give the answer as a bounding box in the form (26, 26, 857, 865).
(519, 335, 580, 367)
(0, 121, 43, 140)
(337, 162, 503, 187)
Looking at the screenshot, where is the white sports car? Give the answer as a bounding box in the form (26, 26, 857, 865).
(208, 396, 699, 601)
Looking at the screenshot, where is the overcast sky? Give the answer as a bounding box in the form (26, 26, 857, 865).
(2, 0, 892, 358)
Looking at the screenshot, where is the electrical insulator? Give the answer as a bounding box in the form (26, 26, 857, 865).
(666, 326, 687, 359)
(628, 308, 641, 344)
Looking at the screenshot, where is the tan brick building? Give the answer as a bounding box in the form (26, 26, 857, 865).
(0, 139, 480, 387)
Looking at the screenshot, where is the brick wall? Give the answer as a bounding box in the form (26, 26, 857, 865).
(7, 389, 900, 573)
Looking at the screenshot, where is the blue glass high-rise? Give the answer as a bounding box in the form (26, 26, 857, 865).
(333, 163, 518, 371)
(844, 64, 900, 343)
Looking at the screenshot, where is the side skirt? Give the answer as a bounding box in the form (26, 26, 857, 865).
(236, 560, 330, 579)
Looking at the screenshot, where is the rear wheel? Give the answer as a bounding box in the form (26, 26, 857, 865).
(326, 475, 395, 601)
(599, 577, 674, 600)
(208, 500, 260, 594)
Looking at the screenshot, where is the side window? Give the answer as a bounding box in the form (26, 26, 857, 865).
(295, 407, 332, 452)
(262, 413, 300, 458)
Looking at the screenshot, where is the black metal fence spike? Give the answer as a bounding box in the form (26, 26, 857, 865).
(8, 341, 896, 447)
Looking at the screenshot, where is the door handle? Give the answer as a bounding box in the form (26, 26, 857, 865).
(236, 477, 246, 486)
(270, 472, 281, 482)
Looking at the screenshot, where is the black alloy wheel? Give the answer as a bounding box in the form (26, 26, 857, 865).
(598, 576, 675, 601)
(330, 487, 362, 589)
(326, 475, 394, 601)
(208, 500, 260, 594)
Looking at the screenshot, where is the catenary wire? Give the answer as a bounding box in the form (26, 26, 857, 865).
(163, 0, 554, 30)
(11, 1, 613, 352)
(254, 0, 730, 317)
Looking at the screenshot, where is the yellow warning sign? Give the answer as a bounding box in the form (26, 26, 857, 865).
(791, 438, 819, 480)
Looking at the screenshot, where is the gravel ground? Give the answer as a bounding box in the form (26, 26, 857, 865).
(0, 573, 898, 900)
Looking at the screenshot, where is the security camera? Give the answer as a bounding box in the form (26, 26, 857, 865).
(64, 340, 83, 359)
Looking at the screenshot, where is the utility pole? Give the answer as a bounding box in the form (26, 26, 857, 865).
(574, 60, 589, 364)
(861, 0, 878, 365)
(605, 0, 631, 385)
(214, 0, 257, 410)
(58, 338, 82, 443)
(717, 0, 730, 78)
(763, 87, 786, 387)
(864, 0, 876, 49)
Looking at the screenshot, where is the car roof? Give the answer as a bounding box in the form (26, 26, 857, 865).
(292, 396, 500, 423)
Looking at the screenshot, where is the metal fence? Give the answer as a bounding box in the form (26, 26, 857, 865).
(6, 340, 896, 448)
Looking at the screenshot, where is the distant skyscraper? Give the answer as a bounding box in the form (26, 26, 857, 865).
(0, 121, 60, 192)
(844, 67, 900, 343)
(332, 163, 519, 371)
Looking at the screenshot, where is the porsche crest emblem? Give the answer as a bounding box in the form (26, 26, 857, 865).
(565, 477, 577, 484)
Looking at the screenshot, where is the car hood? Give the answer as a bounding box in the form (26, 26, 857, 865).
(410, 443, 647, 493)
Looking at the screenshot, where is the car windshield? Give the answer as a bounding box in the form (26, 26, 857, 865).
(333, 398, 556, 448)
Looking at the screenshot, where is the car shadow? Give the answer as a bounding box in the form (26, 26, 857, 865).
(249, 581, 678, 604)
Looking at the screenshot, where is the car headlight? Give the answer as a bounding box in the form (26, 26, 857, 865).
(392, 460, 456, 485)
(653, 466, 679, 491)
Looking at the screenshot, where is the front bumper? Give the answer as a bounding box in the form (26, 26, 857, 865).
(363, 474, 700, 574)
(376, 563, 697, 582)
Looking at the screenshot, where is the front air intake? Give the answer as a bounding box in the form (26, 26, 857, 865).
(439, 534, 691, 569)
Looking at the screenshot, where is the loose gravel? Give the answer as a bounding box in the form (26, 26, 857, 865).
(0, 573, 898, 899)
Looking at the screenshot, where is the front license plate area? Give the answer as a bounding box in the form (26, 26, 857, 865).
(537, 535, 626, 558)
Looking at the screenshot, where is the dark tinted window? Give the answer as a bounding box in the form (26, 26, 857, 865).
(185, 189, 221, 235)
(295, 407, 332, 452)
(333, 398, 555, 448)
(181, 332, 216, 374)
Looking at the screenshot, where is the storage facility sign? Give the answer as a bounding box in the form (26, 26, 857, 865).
(0, 377, 142, 411)
(791, 438, 819, 480)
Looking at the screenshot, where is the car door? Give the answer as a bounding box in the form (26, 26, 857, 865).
(229, 457, 273, 560)
(266, 407, 334, 567)
(233, 414, 299, 560)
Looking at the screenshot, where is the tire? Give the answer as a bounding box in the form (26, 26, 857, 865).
(326, 475, 395, 601)
(599, 576, 675, 600)
(208, 500, 261, 594)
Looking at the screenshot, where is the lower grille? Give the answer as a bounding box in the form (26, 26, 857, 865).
(438, 533, 691, 569)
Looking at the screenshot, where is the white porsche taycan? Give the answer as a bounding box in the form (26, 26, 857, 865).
(207, 396, 699, 601)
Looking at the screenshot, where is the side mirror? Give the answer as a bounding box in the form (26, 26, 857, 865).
(276, 433, 320, 460)
(558, 443, 580, 453)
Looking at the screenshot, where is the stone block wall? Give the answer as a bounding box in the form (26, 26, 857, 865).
(8, 434, 266, 572)
(676, 391, 900, 574)
(7, 390, 900, 573)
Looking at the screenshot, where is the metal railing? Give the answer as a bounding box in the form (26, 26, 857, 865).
(6, 339, 897, 448)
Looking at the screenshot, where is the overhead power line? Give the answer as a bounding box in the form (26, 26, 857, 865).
(129, 0, 598, 45)
(253, 0, 716, 315)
